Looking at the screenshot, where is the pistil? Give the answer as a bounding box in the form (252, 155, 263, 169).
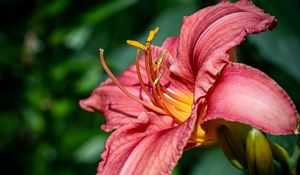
(99, 27, 211, 144)
(99, 49, 166, 114)
(101, 27, 195, 125)
(126, 28, 194, 122)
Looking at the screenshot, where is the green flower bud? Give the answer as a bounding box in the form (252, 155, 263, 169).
(246, 128, 274, 175)
(218, 125, 247, 170)
(269, 142, 290, 170)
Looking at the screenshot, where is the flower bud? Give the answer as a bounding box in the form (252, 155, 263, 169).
(269, 141, 290, 170)
(246, 128, 274, 175)
(218, 125, 247, 170)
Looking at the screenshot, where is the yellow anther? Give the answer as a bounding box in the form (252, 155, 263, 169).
(147, 27, 159, 42)
(155, 50, 168, 65)
(153, 27, 159, 34)
(127, 40, 147, 50)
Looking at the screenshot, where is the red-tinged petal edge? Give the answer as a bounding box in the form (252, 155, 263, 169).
(98, 108, 198, 175)
(170, 0, 277, 100)
(204, 63, 299, 135)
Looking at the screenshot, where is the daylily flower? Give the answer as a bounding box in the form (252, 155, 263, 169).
(80, 0, 299, 174)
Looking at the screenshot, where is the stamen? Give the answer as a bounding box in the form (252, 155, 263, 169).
(154, 50, 168, 79)
(147, 27, 159, 42)
(113, 28, 198, 132)
(155, 50, 168, 65)
(99, 49, 166, 114)
(144, 50, 155, 85)
(146, 28, 159, 78)
(162, 101, 187, 122)
(127, 40, 147, 50)
(146, 45, 155, 79)
(134, 49, 156, 103)
(154, 81, 188, 122)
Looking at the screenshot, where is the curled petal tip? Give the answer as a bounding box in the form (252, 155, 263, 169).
(79, 99, 93, 112)
(171, 0, 277, 98)
(99, 48, 104, 52)
(79, 99, 86, 109)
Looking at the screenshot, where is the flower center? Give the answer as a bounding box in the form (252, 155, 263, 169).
(99, 27, 209, 143)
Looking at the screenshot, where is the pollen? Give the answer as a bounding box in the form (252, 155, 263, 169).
(127, 40, 147, 50)
(100, 27, 209, 144)
(147, 27, 159, 42)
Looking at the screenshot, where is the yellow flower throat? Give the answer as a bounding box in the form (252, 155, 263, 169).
(100, 27, 207, 143)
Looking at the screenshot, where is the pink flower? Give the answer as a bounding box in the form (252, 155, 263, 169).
(80, 0, 299, 174)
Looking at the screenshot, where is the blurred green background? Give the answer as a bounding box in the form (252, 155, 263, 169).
(0, 0, 299, 174)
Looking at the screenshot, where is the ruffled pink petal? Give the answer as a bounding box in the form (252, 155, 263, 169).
(80, 80, 148, 131)
(80, 46, 165, 131)
(159, 37, 194, 97)
(170, 0, 277, 100)
(204, 63, 299, 135)
(98, 108, 197, 175)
